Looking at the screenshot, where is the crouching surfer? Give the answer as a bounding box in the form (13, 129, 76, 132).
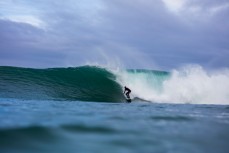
(124, 86, 131, 99)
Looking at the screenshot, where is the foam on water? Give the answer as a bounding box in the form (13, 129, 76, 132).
(1, 65, 229, 104)
(116, 65, 229, 105)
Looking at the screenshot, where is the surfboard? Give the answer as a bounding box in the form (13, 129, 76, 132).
(125, 94, 131, 103)
(126, 98, 131, 103)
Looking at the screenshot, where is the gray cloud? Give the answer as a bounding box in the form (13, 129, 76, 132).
(0, 0, 228, 69)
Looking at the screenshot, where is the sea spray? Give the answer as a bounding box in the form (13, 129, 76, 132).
(116, 65, 229, 104)
(161, 66, 229, 104)
(115, 69, 170, 101)
(1, 65, 229, 104)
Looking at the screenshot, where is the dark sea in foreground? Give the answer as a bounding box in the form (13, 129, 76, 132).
(0, 99, 229, 153)
(1, 66, 229, 153)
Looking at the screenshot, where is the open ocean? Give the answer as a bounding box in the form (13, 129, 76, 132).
(0, 66, 229, 153)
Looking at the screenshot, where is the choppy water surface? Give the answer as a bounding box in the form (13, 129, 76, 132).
(1, 66, 229, 153)
(0, 99, 229, 153)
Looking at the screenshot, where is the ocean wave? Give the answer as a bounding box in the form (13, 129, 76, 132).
(116, 65, 229, 105)
(1, 65, 229, 104)
(0, 66, 124, 102)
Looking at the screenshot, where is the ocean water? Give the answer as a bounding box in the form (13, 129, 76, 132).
(0, 66, 229, 153)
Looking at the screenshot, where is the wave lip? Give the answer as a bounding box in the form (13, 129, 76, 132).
(0, 66, 124, 102)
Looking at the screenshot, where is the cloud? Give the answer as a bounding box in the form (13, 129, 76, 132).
(0, 15, 46, 28)
(0, 0, 228, 69)
(162, 0, 229, 16)
(162, 0, 187, 13)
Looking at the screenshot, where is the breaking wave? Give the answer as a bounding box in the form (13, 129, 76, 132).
(1, 65, 229, 104)
(116, 65, 229, 104)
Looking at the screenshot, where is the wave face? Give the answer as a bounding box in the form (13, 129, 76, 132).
(1, 65, 229, 104)
(0, 66, 123, 102)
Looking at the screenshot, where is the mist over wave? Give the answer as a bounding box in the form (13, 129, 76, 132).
(0, 65, 229, 104)
(116, 65, 229, 105)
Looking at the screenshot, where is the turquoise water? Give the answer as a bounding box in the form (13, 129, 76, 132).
(0, 99, 229, 153)
(0, 66, 229, 153)
(0, 66, 124, 102)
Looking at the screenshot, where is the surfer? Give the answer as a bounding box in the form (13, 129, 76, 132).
(124, 86, 131, 99)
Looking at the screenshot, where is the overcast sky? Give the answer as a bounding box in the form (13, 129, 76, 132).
(0, 0, 229, 70)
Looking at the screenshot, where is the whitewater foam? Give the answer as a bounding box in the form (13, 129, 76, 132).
(116, 65, 229, 105)
(1, 65, 229, 104)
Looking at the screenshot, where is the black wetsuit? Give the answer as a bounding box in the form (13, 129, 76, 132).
(124, 87, 131, 98)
